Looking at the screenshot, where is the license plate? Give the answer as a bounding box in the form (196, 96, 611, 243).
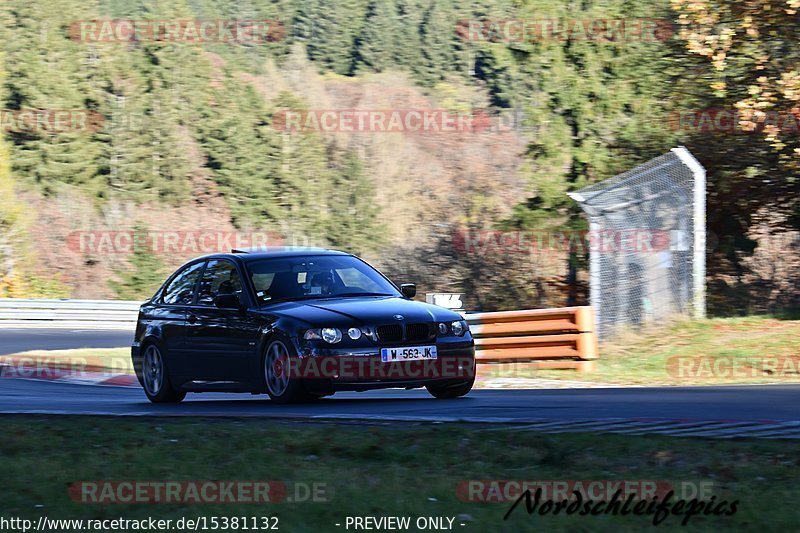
(380, 346, 438, 362)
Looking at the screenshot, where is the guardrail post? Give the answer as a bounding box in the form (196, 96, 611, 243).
(574, 306, 599, 362)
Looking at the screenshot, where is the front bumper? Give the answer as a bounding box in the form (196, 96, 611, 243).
(295, 339, 476, 394)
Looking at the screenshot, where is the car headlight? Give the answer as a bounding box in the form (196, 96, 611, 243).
(347, 327, 362, 340)
(321, 327, 342, 344)
(438, 322, 449, 335)
(304, 328, 342, 343)
(451, 320, 467, 336)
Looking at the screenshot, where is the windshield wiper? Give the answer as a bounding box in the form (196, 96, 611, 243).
(258, 292, 394, 306)
(330, 292, 394, 298)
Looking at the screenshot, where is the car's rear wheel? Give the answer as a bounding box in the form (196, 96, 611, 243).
(263, 336, 313, 404)
(426, 376, 474, 399)
(141, 343, 185, 403)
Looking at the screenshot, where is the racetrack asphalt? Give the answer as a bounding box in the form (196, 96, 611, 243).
(2, 328, 800, 438)
(0, 328, 133, 355)
(2, 377, 799, 422)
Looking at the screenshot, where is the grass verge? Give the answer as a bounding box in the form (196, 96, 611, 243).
(0, 416, 797, 531)
(515, 316, 800, 386)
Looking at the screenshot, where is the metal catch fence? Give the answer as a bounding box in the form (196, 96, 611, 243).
(568, 147, 706, 339)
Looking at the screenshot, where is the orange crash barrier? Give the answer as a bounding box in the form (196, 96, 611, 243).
(464, 306, 599, 372)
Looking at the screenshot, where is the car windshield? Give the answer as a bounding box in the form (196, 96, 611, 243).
(246, 255, 401, 305)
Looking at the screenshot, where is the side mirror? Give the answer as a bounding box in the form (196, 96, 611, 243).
(400, 284, 416, 299)
(213, 293, 242, 310)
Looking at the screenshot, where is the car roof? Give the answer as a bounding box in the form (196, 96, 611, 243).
(226, 246, 350, 262)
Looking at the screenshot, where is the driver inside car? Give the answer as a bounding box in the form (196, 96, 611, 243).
(309, 272, 335, 295)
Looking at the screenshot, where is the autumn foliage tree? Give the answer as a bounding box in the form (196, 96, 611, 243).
(673, 0, 800, 221)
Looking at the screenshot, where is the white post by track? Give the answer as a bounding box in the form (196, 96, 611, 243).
(671, 146, 706, 319)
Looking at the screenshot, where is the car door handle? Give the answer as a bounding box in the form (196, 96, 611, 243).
(187, 314, 198, 324)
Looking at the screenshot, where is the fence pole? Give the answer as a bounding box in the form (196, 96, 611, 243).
(589, 219, 601, 334)
(671, 146, 706, 319)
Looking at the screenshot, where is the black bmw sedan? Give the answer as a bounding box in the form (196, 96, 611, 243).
(131, 247, 476, 403)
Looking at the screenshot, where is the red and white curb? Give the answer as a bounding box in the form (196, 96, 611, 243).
(0, 361, 138, 387)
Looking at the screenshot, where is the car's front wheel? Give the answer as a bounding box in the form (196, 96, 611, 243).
(141, 343, 185, 403)
(426, 376, 474, 399)
(263, 336, 314, 404)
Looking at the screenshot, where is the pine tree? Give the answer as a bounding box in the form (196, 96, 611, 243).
(0, 44, 67, 297)
(196, 79, 283, 227)
(327, 151, 383, 255)
(296, 0, 369, 75)
(109, 225, 169, 300)
(415, 0, 459, 85)
(270, 91, 335, 243)
(3, 0, 103, 196)
(352, 0, 401, 73)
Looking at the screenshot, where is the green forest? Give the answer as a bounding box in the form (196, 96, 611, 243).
(0, 0, 797, 313)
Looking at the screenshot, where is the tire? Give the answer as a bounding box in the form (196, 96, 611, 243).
(141, 343, 185, 403)
(263, 335, 313, 404)
(426, 376, 475, 399)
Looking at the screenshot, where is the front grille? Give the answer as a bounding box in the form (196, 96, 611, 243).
(376, 324, 403, 342)
(376, 323, 434, 343)
(406, 323, 433, 341)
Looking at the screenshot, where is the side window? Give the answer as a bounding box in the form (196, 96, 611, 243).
(196, 260, 243, 306)
(161, 262, 205, 305)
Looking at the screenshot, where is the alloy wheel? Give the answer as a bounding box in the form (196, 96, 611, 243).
(143, 344, 164, 396)
(264, 340, 290, 396)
